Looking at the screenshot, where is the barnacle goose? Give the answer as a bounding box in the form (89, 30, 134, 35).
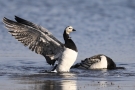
(3, 16, 78, 72)
(72, 54, 125, 70)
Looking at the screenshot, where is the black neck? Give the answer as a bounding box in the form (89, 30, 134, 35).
(63, 31, 78, 52)
(63, 30, 70, 41)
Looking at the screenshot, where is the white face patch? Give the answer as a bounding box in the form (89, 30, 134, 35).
(66, 26, 73, 34)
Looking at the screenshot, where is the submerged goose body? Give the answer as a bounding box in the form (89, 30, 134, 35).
(3, 16, 78, 72)
(72, 54, 117, 69)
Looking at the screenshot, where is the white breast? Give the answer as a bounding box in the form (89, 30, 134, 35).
(90, 56, 107, 69)
(56, 47, 78, 72)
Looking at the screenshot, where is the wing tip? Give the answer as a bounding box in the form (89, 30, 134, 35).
(2, 17, 8, 24)
(2, 17, 16, 29)
(14, 15, 18, 18)
(14, 15, 20, 21)
(2, 16, 19, 25)
(2, 17, 12, 29)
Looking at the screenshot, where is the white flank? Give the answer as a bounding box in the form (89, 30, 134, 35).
(56, 48, 78, 72)
(90, 55, 107, 69)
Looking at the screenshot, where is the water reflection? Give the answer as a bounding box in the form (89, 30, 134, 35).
(38, 80, 77, 90)
(16, 73, 77, 90)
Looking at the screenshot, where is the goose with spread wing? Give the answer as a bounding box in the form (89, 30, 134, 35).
(3, 16, 78, 72)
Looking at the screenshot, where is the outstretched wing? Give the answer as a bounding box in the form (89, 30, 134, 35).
(72, 54, 102, 69)
(3, 16, 64, 65)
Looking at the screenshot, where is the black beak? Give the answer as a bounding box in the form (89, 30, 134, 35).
(73, 29, 76, 31)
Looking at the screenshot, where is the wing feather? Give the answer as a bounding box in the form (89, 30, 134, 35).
(72, 54, 102, 69)
(14, 16, 62, 45)
(3, 17, 64, 65)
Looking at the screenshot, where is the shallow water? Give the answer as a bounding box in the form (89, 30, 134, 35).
(0, 0, 135, 90)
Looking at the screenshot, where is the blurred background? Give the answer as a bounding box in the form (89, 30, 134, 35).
(0, 0, 135, 63)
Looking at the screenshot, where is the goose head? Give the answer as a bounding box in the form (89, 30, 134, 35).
(65, 26, 76, 34)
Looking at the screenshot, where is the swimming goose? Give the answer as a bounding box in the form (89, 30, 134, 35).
(72, 54, 120, 69)
(3, 16, 78, 72)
